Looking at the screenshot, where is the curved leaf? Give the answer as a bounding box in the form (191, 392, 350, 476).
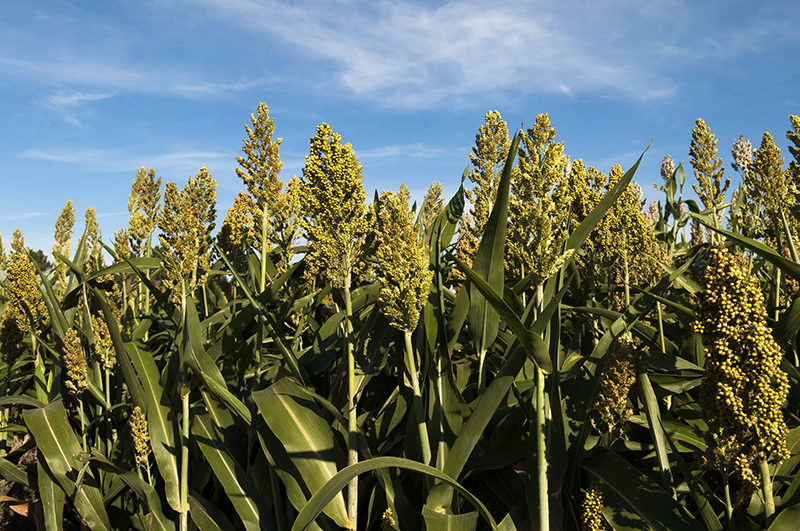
(125, 342, 181, 512)
(582, 447, 704, 531)
(290, 456, 499, 531)
(23, 400, 112, 531)
(453, 254, 551, 373)
(192, 413, 275, 531)
(254, 378, 349, 528)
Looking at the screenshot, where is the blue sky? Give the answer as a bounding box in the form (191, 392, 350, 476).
(1, 0, 799, 254)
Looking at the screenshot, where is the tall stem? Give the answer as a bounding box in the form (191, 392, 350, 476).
(723, 474, 733, 525)
(535, 283, 548, 531)
(179, 285, 190, 531)
(404, 331, 430, 466)
(536, 368, 548, 531)
(79, 396, 87, 452)
(344, 279, 358, 530)
(759, 454, 776, 520)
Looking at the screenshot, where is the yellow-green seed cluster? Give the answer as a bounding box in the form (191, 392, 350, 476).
(374, 184, 433, 333)
(580, 486, 610, 531)
(693, 244, 790, 487)
(52, 199, 75, 289)
(506, 113, 573, 286)
(299, 123, 370, 289)
(217, 191, 254, 271)
(379, 508, 396, 531)
(158, 167, 217, 303)
(591, 335, 636, 439)
(129, 406, 151, 470)
(127, 167, 162, 257)
(84, 207, 103, 275)
(91, 314, 116, 374)
(690, 119, 730, 216)
(0, 250, 48, 364)
(62, 328, 88, 395)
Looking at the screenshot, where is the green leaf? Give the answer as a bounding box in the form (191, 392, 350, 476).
(290, 457, 499, 531)
(189, 491, 238, 531)
(23, 400, 112, 531)
(427, 281, 571, 511)
(426, 183, 465, 263)
(469, 134, 519, 357)
(36, 459, 65, 531)
(183, 298, 252, 426)
(89, 452, 173, 531)
(664, 433, 722, 531)
(771, 504, 800, 530)
(192, 413, 275, 531)
(0, 455, 34, 487)
(696, 216, 800, 282)
(565, 144, 649, 253)
(635, 359, 675, 497)
(124, 341, 181, 512)
(423, 504, 479, 531)
(582, 447, 704, 531)
(90, 284, 147, 412)
(453, 254, 551, 373)
(254, 378, 349, 528)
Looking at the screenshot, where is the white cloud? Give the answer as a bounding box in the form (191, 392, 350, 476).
(0, 212, 50, 222)
(187, 0, 684, 106)
(45, 91, 116, 108)
(20, 147, 234, 176)
(38, 90, 116, 125)
(358, 143, 444, 160)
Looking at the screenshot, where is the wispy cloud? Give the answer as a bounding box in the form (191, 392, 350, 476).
(188, 0, 682, 106)
(20, 147, 234, 176)
(0, 212, 50, 222)
(39, 90, 116, 125)
(358, 143, 444, 160)
(183, 0, 800, 109)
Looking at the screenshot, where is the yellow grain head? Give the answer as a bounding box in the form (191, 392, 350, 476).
(52, 200, 76, 289)
(236, 102, 284, 248)
(421, 181, 445, 234)
(84, 207, 103, 274)
(128, 167, 162, 256)
(690, 118, 730, 213)
(158, 168, 217, 303)
(62, 328, 88, 395)
(693, 244, 790, 487)
(11, 229, 24, 254)
(374, 184, 433, 332)
(507, 113, 574, 287)
(466, 110, 511, 238)
(0, 251, 48, 364)
(129, 406, 151, 470)
(299, 123, 369, 289)
(581, 486, 611, 531)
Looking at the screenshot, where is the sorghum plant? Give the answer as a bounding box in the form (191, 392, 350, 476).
(693, 243, 790, 519)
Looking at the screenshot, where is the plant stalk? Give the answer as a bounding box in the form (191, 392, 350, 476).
(344, 279, 358, 530)
(535, 283, 548, 531)
(759, 454, 776, 520)
(404, 330, 431, 466)
(179, 284, 190, 531)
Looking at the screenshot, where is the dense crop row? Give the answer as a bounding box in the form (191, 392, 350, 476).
(2, 105, 800, 531)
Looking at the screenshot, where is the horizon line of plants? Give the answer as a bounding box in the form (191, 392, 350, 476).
(2, 105, 800, 531)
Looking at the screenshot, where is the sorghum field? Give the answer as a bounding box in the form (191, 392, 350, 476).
(2, 105, 800, 531)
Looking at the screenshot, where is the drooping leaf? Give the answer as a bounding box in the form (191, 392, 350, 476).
(582, 447, 704, 531)
(192, 413, 275, 531)
(23, 400, 113, 531)
(290, 457, 499, 531)
(254, 378, 350, 528)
